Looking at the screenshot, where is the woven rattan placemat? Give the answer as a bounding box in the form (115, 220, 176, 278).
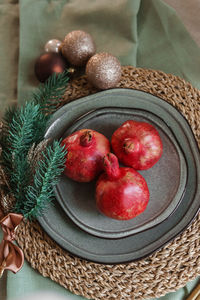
(1, 66, 200, 299)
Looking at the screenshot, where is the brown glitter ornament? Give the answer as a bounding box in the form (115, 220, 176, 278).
(35, 53, 68, 82)
(61, 30, 96, 67)
(86, 53, 121, 90)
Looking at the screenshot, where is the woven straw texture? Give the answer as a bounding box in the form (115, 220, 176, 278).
(1, 66, 200, 300)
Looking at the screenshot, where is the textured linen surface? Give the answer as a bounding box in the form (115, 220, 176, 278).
(0, 0, 18, 119)
(0, 0, 200, 299)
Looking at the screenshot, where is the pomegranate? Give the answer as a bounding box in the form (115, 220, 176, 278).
(62, 129, 110, 182)
(111, 120, 163, 170)
(96, 153, 150, 220)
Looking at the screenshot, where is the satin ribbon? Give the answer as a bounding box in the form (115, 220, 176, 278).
(0, 209, 24, 277)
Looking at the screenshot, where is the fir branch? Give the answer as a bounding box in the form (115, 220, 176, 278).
(0, 106, 19, 158)
(7, 102, 47, 157)
(1, 71, 69, 169)
(1, 102, 47, 205)
(3, 106, 19, 127)
(32, 70, 69, 114)
(1, 71, 69, 218)
(2, 102, 47, 166)
(21, 141, 67, 219)
(12, 154, 32, 209)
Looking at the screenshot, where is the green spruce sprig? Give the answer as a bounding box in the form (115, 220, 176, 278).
(3, 106, 19, 126)
(32, 70, 69, 114)
(1, 103, 48, 205)
(8, 102, 47, 157)
(11, 155, 32, 212)
(1, 71, 69, 219)
(17, 141, 67, 219)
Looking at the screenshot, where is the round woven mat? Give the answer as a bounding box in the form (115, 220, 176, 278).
(10, 67, 200, 299)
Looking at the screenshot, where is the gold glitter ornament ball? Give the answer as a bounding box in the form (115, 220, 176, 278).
(86, 53, 122, 90)
(62, 30, 96, 67)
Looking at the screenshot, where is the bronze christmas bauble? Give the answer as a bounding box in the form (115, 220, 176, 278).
(44, 39, 62, 53)
(61, 30, 96, 67)
(35, 53, 68, 82)
(86, 53, 121, 90)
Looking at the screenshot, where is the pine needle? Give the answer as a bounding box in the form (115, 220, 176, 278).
(32, 70, 69, 114)
(3, 106, 19, 126)
(22, 141, 67, 219)
(1, 103, 46, 204)
(0, 106, 19, 156)
(12, 154, 32, 209)
(1, 71, 69, 219)
(8, 102, 47, 157)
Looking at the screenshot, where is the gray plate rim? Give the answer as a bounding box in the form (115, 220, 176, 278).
(37, 88, 200, 264)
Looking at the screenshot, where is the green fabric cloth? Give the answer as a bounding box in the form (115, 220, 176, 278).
(0, 0, 200, 299)
(17, 0, 200, 105)
(0, 0, 19, 119)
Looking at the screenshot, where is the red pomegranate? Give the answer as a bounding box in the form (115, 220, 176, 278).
(62, 129, 110, 182)
(111, 120, 163, 170)
(96, 153, 150, 220)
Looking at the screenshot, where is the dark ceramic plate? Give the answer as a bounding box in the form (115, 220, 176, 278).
(38, 89, 200, 264)
(56, 107, 187, 239)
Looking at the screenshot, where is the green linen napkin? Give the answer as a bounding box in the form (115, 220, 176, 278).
(0, 0, 19, 119)
(0, 0, 200, 299)
(17, 0, 200, 104)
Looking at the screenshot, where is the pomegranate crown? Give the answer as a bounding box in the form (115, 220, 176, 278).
(103, 153, 120, 179)
(80, 130, 93, 147)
